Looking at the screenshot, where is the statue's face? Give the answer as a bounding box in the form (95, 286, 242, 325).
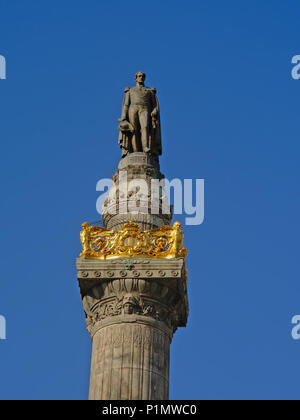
(124, 303, 133, 314)
(135, 72, 145, 83)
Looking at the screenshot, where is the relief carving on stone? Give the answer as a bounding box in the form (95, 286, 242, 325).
(85, 293, 174, 332)
(83, 278, 180, 333)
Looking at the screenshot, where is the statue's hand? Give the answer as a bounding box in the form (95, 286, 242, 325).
(119, 120, 134, 133)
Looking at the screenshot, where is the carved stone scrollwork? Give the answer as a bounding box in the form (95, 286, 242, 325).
(82, 276, 184, 334)
(77, 257, 188, 340)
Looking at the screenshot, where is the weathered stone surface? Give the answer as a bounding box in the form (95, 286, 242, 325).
(89, 323, 170, 400)
(76, 257, 188, 400)
(77, 257, 188, 333)
(102, 152, 173, 230)
(117, 151, 160, 170)
(118, 72, 162, 157)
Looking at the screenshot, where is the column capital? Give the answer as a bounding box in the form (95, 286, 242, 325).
(76, 257, 188, 337)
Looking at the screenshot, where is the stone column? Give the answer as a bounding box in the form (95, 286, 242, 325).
(89, 322, 171, 400)
(77, 258, 188, 400)
(77, 152, 189, 400)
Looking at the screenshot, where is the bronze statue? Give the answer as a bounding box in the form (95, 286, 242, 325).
(118, 72, 162, 157)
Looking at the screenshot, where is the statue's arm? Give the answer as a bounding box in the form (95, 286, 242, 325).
(150, 88, 159, 118)
(119, 88, 130, 121)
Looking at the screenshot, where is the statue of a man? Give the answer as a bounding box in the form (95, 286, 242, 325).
(118, 72, 162, 157)
(169, 222, 187, 258)
(80, 222, 92, 256)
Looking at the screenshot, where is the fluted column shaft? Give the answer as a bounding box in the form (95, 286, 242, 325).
(89, 320, 171, 400)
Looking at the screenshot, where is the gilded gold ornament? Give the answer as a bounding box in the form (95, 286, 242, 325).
(79, 221, 187, 260)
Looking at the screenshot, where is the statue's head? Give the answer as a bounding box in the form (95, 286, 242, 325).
(122, 294, 139, 315)
(82, 222, 90, 230)
(135, 71, 146, 84)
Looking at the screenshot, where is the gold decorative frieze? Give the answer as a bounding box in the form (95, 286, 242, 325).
(80, 221, 187, 260)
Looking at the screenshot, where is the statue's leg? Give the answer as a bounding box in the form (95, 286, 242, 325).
(129, 106, 142, 152)
(139, 109, 150, 153)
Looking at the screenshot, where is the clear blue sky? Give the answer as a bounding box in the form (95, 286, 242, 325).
(0, 0, 300, 400)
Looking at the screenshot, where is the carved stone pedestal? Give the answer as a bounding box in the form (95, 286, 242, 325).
(77, 257, 188, 400)
(102, 152, 172, 231)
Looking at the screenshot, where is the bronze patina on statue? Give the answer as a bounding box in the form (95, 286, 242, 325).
(118, 72, 162, 157)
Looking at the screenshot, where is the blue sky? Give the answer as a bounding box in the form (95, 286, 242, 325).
(0, 0, 300, 400)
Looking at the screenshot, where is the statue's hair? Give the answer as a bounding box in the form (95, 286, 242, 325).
(135, 71, 146, 80)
